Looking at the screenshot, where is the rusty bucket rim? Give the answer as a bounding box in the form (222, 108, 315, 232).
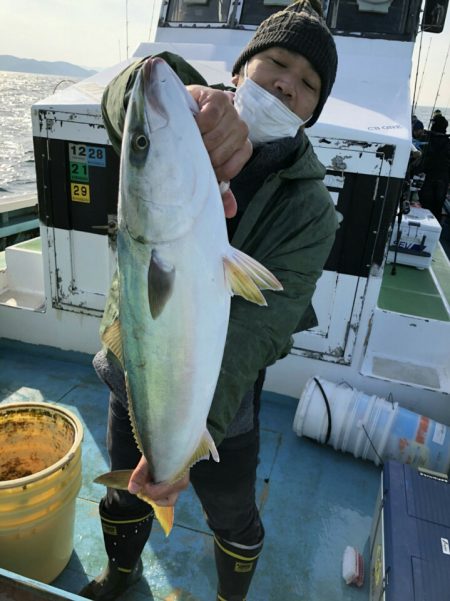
(0, 401, 83, 490)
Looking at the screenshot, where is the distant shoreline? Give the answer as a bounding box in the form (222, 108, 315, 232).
(0, 54, 96, 78)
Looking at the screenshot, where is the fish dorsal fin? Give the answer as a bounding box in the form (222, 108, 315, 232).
(223, 247, 283, 306)
(94, 469, 174, 536)
(102, 319, 124, 367)
(148, 249, 176, 319)
(100, 270, 120, 340)
(169, 429, 220, 485)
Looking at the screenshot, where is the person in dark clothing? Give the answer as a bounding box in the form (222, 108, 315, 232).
(419, 114, 450, 222)
(79, 1, 339, 600)
(412, 114, 424, 137)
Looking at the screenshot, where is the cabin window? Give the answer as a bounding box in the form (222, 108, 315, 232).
(326, 0, 420, 38)
(164, 0, 291, 26)
(162, 0, 421, 36)
(239, 0, 291, 25)
(166, 0, 232, 22)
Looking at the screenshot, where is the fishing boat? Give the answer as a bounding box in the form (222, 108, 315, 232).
(1, 0, 450, 599)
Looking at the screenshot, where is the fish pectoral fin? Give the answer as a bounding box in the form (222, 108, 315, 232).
(94, 469, 174, 537)
(223, 247, 283, 306)
(101, 319, 124, 367)
(148, 249, 175, 319)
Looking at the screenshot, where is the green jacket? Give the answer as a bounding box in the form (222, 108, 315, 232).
(101, 52, 339, 444)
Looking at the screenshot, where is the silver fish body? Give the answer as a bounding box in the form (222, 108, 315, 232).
(119, 59, 228, 483)
(98, 58, 282, 532)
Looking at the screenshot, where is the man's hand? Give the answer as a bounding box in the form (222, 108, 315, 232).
(128, 455, 190, 507)
(187, 85, 252, 218)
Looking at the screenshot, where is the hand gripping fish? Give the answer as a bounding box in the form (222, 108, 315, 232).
(95, 57, 282, 536)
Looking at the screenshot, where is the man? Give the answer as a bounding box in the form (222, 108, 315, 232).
(419, 114, 450, 222)
(80, 1, 338, 600)
(412, 114, 425, 149)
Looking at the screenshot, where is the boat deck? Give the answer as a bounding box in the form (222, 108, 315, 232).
(0, 338, 380, 601)
(379, 243, 450, 321)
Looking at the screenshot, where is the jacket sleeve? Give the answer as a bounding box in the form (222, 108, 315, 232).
(207, 187, 338, 444)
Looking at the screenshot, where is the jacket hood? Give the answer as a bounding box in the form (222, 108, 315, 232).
(280, 133, 326, 181)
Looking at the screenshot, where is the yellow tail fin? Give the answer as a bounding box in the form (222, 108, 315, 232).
(94, 469, 174, 537)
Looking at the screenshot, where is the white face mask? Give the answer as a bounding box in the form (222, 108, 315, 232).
(234, 64, 309, 146)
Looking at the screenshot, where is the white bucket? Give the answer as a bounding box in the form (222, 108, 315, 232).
(294, 377, 450, 473)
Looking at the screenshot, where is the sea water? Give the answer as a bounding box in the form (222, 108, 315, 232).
(0, 71, 77, 199)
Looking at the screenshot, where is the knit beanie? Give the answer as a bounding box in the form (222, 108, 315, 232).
(232, 0, 337, 127)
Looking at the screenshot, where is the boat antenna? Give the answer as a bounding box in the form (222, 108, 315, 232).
(411, 29, 425, 115)
(429, 38, 450, 126)
(148, 0, 159, 40)
(413, 37, 432, 113)
(126, 0, 129, 59)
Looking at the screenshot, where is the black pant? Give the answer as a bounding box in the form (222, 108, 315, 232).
(419, 176, 448, 222)
(102, 370, 265, 547)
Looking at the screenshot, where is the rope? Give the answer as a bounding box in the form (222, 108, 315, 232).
(313, 377, 332, 445)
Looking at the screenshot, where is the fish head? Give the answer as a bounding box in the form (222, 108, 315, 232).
(119, 57, 216, 244)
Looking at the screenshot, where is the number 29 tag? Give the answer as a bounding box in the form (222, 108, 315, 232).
(71, 182, 91, 203)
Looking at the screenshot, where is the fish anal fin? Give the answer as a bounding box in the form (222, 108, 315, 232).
(223, 248, 283, 306)
(148, 249, 175, 319)
(102, 319, 124, 366)
(94, 469, 174, 536)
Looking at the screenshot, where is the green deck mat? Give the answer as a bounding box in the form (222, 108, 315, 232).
(379, 247, 450, 321)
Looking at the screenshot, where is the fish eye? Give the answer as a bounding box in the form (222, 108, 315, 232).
(132, 133, 149, 151)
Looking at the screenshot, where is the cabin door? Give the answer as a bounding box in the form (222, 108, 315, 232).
(292, 137, 396, 364)
(33, 109, 119, 315)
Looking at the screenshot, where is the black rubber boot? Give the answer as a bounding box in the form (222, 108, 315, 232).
(214, 535, 264, 601)
(79, 501, 153, 600)
(79, 559, 144, 601)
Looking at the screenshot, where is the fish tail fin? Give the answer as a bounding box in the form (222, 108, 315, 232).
(223, 247, 283, 306)
(136, 495, 174, 538)
(94, 469, 174, 537)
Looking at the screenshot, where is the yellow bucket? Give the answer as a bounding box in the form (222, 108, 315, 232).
(0, 402, 83, 583)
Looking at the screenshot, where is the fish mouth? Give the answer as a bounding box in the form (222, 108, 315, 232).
(141, 57, 170, 130)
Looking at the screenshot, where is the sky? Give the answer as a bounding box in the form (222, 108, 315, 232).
(412, 16, 450, 109)
(0, 0, 449, 109)
(0, 0, 161, 69)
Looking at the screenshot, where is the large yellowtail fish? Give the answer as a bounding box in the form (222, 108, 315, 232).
(95, 57, 282, 535)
